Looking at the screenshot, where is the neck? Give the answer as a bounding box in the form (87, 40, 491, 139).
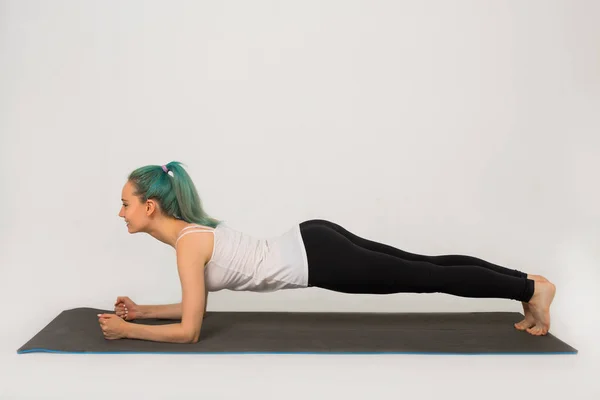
(146, 217, 194, 249)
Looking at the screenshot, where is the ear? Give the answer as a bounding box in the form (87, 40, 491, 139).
(146, 199, 159, 216)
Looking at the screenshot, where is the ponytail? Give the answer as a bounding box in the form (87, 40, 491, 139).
(127, 161, 222, 227)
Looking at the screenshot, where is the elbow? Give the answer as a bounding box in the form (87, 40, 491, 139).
(179, 320, 201, 343)
(187, 331, 200, 344)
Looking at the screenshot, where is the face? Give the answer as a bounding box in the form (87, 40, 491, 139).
(118, 181, 145, 232)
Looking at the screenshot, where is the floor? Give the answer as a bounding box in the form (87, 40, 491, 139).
(2, 344, 597, 399)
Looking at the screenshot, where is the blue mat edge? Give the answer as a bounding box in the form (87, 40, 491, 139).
(17, 348, 578, 355)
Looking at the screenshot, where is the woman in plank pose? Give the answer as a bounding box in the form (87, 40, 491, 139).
(99, 161, 555, 343)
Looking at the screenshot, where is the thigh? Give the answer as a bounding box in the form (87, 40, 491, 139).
(300, 219, 524, 277)
(301, 218, 432, 261)
(300, 221, 436, 294)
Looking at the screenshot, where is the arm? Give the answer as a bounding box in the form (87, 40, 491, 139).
(138, 300, 207, 320)
(176, 235, 207, 343)
(204, 288, 208, 317)
(125, 321, 189, 343)
(139, 303, 182, 319)
(126, 237, 207, 344)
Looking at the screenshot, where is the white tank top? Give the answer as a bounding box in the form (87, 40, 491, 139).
(175, 222, 309, 292)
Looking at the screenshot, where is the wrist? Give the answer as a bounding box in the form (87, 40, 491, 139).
(124, 321, 133, 339)
(138, 305, 149, 319)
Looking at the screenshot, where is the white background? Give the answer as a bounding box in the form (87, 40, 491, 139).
(1, 0, 599, 398)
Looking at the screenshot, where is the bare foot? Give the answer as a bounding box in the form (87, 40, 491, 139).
(514, 275, 548, 331)
(514, 302, 536, 331)
(526, 280, 556, 336)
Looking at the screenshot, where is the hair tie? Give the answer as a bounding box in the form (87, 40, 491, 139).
(161, 165, 173, 177)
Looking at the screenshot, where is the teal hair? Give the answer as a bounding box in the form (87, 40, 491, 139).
(127, 161, 223, 228)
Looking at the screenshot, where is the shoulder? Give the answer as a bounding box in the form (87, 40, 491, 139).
(176, 232, 213, 267)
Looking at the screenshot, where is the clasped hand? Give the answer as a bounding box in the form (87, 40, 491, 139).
(97, 313, 128, 340)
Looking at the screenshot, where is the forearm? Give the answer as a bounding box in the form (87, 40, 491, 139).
(139, 303, 182, 319)
(139, 294, 208, 320)
(125, 321, 191, 343)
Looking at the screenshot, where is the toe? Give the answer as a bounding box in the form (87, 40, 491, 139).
(515, 322, 528, 331)
(527, 326, 541, 336)
(514, 322, 523, 330)
(534, 327, 542, 335)
(515, 319, 535, 331)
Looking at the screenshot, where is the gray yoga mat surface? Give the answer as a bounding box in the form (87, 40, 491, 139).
(17, 307, 577, 355)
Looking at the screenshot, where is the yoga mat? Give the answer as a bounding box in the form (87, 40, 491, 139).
(17, 307, 577, 355)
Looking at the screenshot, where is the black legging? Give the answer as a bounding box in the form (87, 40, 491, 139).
(299, 219, 535, 302)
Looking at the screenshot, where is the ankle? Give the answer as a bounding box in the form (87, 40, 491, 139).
(525, 278, 545, 305)
(527, 280, 554, 305)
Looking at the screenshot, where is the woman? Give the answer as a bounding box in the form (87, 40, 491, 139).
(99, 161, 556, 343)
